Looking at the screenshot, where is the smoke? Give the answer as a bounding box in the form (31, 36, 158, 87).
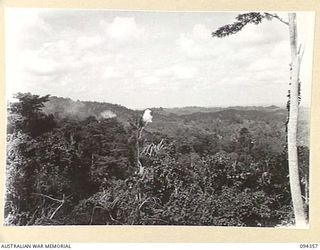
(142, 109, 152, 124)
(42, 97, 122, 121)
(100, 110, 117, 119)
(65, 101, 86, 117)
(43, 99, 89, 119)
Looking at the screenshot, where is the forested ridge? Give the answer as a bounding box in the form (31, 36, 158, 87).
(5, 93, 309, 226)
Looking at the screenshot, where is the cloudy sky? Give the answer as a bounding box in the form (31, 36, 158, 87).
(5, 9, 315, 109)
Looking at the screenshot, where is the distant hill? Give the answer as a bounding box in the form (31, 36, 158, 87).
(226, 105, 281, 111)
(180, 108, 288, 123)
(153, 105, 282, 116)
(42, 96, 138, 125)
(153, 106, 224, 116)
(41, 96, 310, 146)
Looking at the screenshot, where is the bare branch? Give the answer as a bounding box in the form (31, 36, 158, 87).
(298, 44, 302, 55)
(139, 197, 152, 210)
(264, 12, 289, 26)
(111, 197, 120, 209)
(108, 211, 120, 223)
(298, 43, 305, 62)
(49, 194, 65, 220)
(32, 193, 63, 203)
(50, 202, 63, 220)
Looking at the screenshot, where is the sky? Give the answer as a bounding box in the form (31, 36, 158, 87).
(5, 9, 315, 109)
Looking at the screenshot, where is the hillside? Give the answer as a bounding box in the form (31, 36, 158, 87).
(41, 96, 309, 147)
(6, 93, 310, 226)
(42, 96, 138, 126)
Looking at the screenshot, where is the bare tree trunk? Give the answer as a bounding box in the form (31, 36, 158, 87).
(287, 13, 307, 227)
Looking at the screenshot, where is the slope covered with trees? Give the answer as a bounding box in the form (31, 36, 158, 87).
(5, 93, 309, 226)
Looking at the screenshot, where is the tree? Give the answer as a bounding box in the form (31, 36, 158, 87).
(8, 92, 55, 137)
(212, 12, 307, 226)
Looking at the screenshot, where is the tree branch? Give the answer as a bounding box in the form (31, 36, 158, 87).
(49, 194, 65, 220)
(108, 210, 120, 223)
(264, 13, 289, 26)
(298, 44, 302, 55)
(212, 12, 289, 38)
(32, 193, 67, 220)
(298, 43, 305, 62)
(32, 193, 64, 203)
(50, 202, 64, 220)
(139, 197, 152, 210)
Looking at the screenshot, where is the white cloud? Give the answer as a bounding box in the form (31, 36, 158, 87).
(5, 9, 51, 43)
(192, 24, 212, 41)
(154, 65, 197, 80)
(247, 57, 284, 72)
(76, 35, 103, 50)
(37, 40, 76, 63)
(141, 76, 160, 86)
(134, 70, 146, 78)
(103, 17, 145, 41)
(5, 9, 314, 108)
(171, 65, 197, 79)
(103, 66, 123, 79)
(176, 34, 208, 59)
(20, 50, 69, 76)
(176, 25, 233, 60)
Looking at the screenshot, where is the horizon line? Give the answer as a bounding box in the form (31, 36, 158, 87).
(7, 92, 312, 110)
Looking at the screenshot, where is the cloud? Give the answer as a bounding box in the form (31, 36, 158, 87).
(133, 70, 146, 78)
(103, 66, 124, 79)
(76, 35, 104, 50)
(102, 16, 145, 42)
(5, 9, 51, 42)
(247, 56, 287, 73)
(20, 50, 70, 76)
(171, 65, 198, 79)
(192, 24, 212, 41)
(5, 9, 313, 108)
(176, 34, 210, 59)
(178, 19, 289, 61)
(141, 76, 160, 86)
(154, 65, 197, 80)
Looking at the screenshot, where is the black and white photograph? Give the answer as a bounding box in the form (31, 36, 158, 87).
(4, 9, 315, 228)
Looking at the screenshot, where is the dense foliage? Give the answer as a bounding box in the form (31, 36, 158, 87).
(5, 93, 309, 226)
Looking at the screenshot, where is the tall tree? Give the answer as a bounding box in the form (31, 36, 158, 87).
(8, 92, 55, 137)
(212, 12, 307, 226)
(287, 13, 307, 227)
